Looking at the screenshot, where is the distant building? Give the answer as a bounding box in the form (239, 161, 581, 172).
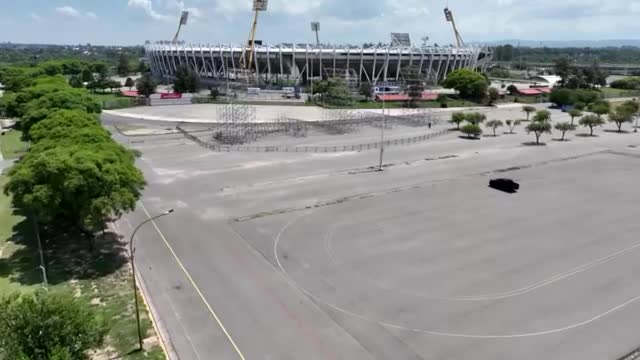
(529, 75, 562, 88)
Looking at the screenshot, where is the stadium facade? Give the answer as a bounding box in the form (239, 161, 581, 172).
(146, 42, 492, 86)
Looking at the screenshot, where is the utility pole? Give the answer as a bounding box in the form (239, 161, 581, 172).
(379, 95, 386, 171)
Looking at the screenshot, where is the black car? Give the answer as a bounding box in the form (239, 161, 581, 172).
(489, 178, 520, 193)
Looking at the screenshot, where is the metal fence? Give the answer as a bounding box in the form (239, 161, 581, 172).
(176, 126, 450, 153)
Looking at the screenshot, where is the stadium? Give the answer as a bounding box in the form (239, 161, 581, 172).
(146, 42, 493, 87)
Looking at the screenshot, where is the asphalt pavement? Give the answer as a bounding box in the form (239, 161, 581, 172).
(108, 106, 640, 360)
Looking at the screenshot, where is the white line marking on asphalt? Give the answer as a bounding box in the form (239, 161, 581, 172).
(274, 210, 640, 338)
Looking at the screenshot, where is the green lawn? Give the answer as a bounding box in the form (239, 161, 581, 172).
(91, 92, 137, 110)
(0, 130, 29, 160)
(0, 174, 165, 359)
(600, 87, 640, 99)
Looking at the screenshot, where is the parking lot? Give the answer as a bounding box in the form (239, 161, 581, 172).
(111, 107, 640, 360)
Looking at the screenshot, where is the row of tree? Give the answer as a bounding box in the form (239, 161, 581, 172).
(0, 65, 148, 358)
(450, 102, 639, 144)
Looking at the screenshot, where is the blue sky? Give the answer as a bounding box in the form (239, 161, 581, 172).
(2, 0, 640, 46)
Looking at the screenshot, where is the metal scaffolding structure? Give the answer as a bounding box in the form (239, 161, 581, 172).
(146, 43, 492, 86)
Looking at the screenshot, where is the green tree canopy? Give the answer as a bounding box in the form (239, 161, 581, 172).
(465, 112, 487, 125)
(485, 119, 504, 136)
(522, 105, 536, 121)
(526, 121, 552, 144)
(28, 110, 103, 143)
(532, 109, 551, 123)
(124, 77, 135, 90)
(568, 109, 583, 125)
(590, 101, 610, 119)
(117, 52, 130, 77)
(579, 114, 606, 136)
(505, 119, 522, 134)
(487, 88, 499, 105)
(136, 73, 157, 98)
(549, 88, 573, 107)
(5, 141, 145, 231)
(0, 291, 106, 360)
(554, 122, 577, 141)
(460, 123, 482, 138)
(173, 64, 200, 93)
(442, 69, 488, 100)
(449, 112, 466, 130)
(608, 107, 634, 132)
(20, 89, 101, 137)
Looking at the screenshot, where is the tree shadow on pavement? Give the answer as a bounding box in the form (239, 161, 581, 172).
(0, 214, 128, 287)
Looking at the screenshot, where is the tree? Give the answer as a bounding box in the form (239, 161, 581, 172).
(505, 119, 522, 134)
(522, 105, 536, 121)
(554, 58, 571, 87)
(5, 141, 146, 232)
(573, 102, 586, 111)
(20, 89, 102, 137)
(124, 77, 135, 90)
(136, 73, 157, 98)
(532, 109, 551, 123)
(210, 88, 220, 100)
(173, 64, 199, 93)
(460, 123, 482, 139)
(0, 291, 106, 360)
(590, 101, 610, 119)
(449, 112, 466, 130)
(324, 78, 353, 106)
(68, 75, 84, 88)
(485, 119, 504, 136)
(487, 88, 499, 105)
(359, 82, 372, 100)
(402, 66, 425, 108)
(28, 110, 103, 143)
(117, 52, 130, 77)
(554, 122, 577, 141)
(568, 109, 583, 125)
(579, 114, 605, 136)
(608, 107, 634, 132)
(465, 112, 486, 125)
(506, 84, 518, 95)
(526, 121, 552, 145)
(441, 69, 488, 100)
(137, 61, 149, 74)
(91, 63, 108, 77)
(81, 67, 94, 82)
(549, 88, 573, 107)
(618, 100, 640, 131)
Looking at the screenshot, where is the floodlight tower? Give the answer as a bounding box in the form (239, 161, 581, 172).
(311, 22, 320, 46)
(444, 7, 464, 47)
(172, 11, 189, 44)
(242, 0, 268, 71)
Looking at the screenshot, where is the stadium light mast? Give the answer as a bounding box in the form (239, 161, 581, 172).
(242, 0, 268, 71)
(172, 11, 189, 44)
(311, 22, 320, 46)
(444, 7, 464, 47)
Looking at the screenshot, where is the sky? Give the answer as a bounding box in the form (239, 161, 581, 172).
(2, 0, 640, 46)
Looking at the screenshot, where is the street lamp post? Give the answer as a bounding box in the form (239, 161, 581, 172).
(379, 95, 386, 171)
(130, 209, 174, 352)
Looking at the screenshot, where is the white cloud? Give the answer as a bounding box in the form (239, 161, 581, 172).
(128, 0, 193, 21)
(56, 6, 81, 18)
(54, 6, 97, 20)
(29, 12, 43, 22)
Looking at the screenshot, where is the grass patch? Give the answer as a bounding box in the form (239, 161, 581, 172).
(91, 93, 137, 110)
(600, 87, 640, 99)
(0, 175, 165, 359)
(0, 130, 29, 160)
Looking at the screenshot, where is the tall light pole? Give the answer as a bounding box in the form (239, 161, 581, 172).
(379, 94, 386, 171)
(130, 209, 174, 351)
(311, 22, 320, 46)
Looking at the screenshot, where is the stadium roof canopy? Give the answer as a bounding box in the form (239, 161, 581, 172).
(530, 75, 562, 87)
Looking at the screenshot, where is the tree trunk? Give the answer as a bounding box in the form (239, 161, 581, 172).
(590, 126, 594, 136)
(618, 123, 622, 132)
(561, 131, 566, 141)
(493, 128, 496, 136)
(535, 133, 540, 144)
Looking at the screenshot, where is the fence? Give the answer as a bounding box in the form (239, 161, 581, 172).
(176, 126, 450, 153)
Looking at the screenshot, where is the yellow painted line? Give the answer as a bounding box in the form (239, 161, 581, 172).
(140, 202, 246, 360)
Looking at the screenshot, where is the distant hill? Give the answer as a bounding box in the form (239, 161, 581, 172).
(481, 39, 640, 48)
